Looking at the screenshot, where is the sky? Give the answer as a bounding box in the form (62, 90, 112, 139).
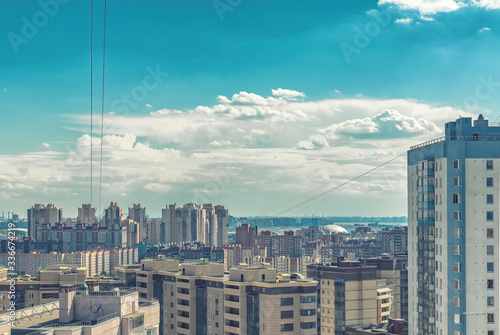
(1, 0, 500, 218)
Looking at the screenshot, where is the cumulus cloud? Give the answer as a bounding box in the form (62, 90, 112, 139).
(395, 17, 413, 24)
(480, 26, 492, 32)
(297, 109, 442, 150)
(271, 88, 306, 100)
(5, 89, 473, 217)
(42, 143, 50, 148)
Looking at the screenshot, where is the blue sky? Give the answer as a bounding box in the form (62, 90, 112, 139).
(1, 0, 500, 217)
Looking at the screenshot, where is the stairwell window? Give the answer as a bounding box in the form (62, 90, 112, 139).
(454, 160, 462, 170)
(487, 212, 494, 221)
(487, 160, 494, 170)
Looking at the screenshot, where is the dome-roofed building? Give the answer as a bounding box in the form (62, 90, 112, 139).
(323, 224, 348, 234)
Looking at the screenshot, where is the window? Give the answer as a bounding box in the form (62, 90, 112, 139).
(487, 262, 494, 272)
(281, 323, 294, 332)
(453, 228, 462, 238)
(454, 297, 462, 307)
(454, 211, 462, 221)
(454, 160, 462, 170)
(300, 296, 316, 303)
(487, 160, 494, 170)
(488, 297, 495, 307)
(281, 310, 294, 319)
(281, 298, 294, 306)
(488, 313, 494, 323)
(454, 314, 463, 324)
(454, 280, 462, 290)
(455, 332, 463, 335)
(487, 228, 494, 238)
(453, 262, 462, 272)
(488, 280, 494, 289)
(453, 194, 463, 204)
(453, 245, 462, 255)
(487, 177, 494, 187)
(487, 212, 494, 221)
(488, 331, 494, 335)
(262, 298, 265, 306)
(487, 245, 494, 255)
(453, 177, 462, 187)
(488, 195, 494, 204)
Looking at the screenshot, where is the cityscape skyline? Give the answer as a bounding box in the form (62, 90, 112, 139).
(3, 1, 500, 217)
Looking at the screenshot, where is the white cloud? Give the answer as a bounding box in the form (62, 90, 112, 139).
(395, 17, 413, 23)
(297, 109, 443, 150)
(42, 143, 50, 148)
(480, 26, 492, 32)
(4, 90, 475, 217)
(271, 88, 306, 100)
(145, 104, 153, 108)
(378, 0, 466, 14)
(472, 0, 500, 9)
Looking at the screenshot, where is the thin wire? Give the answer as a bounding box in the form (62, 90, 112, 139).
(90, 0, 93, 207)
(272, 152, 406, 217)
(99, 0, 107, 216)
(283, 154, 406, 217)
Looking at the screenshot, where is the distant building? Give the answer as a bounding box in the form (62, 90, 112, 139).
(104, 202, 123, 227)
(27, 203, 63, 238)
(76, 203, 97, 225)
(235, 223, 258, 247)
(128, 203, 148, 242)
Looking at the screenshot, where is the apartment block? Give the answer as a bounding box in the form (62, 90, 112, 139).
(135, 257, 318, 335)
(0, 286, 159, 335)
(27, 203, 63, 238)
(408, 115, 500, 335)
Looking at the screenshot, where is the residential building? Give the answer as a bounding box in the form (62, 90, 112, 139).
(129, 203, 148, 242)
(27, 203, 63, 238)
(236, 223, 258, 247)
(408, 115, 500, 335)
(136, 257, 318, 335)
(76, 203, 97, 225)
(104, 202, 123, 227)
(0, 286, 159, 335)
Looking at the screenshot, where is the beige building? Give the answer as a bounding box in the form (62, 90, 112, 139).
(0, 286, 159, 335)
(136, 256, 318, 335)
(0, 265, 127, 312)
(307, 261, 401, 335)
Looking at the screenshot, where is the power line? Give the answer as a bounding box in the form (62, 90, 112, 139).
(90, 0, 93, 207)
(271, 152, 407, 217)
(287, 154, 406, 217)
(99, 0, 107, 215)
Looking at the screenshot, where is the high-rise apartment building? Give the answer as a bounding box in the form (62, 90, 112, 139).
(236, 223, 258, 247)
(408, 115, 500, 335)
(203, 203, 218, 246)
(104, 202, 123, 227)
(215, 204, 229, 245)
(128, 203, 148, 242)
(162, 203, 207, 244)
(162, 203, 228, 246)
(76, 203, 97, 225)
(27, 203, 63, 238)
